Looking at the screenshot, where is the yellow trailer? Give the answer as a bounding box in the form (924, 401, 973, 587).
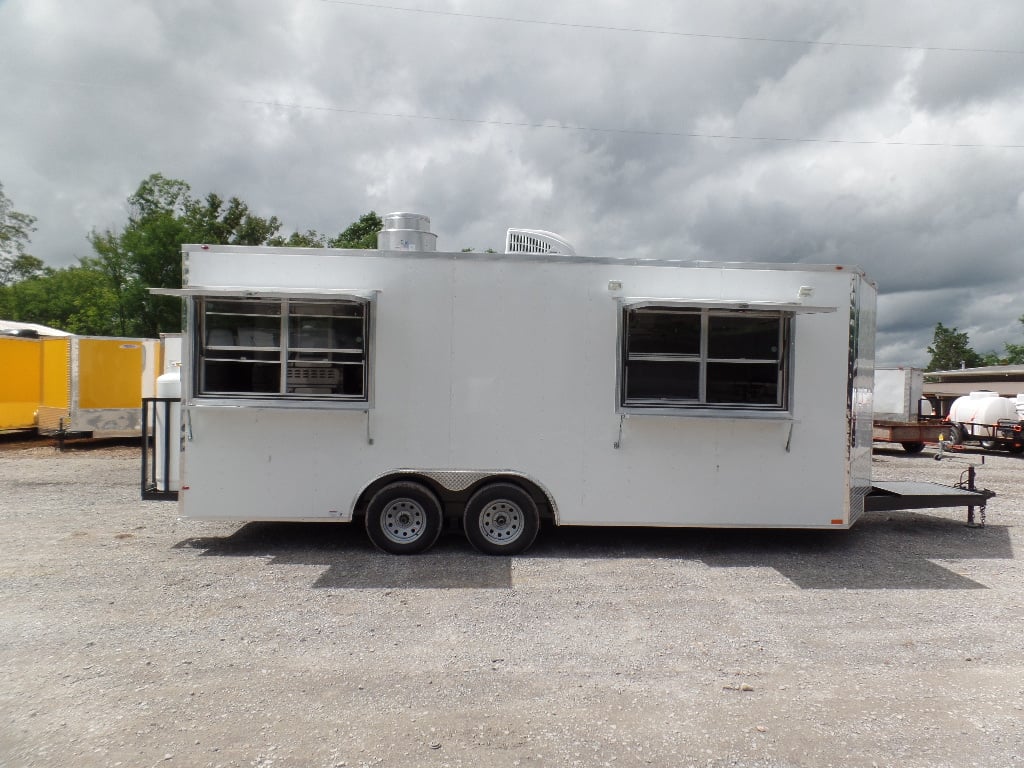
(0, 335, 44, 431)
(36, 336, 159, 435)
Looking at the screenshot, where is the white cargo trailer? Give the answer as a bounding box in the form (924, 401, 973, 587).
(871, 367, 945, 453)
(153, 214, 991, 553)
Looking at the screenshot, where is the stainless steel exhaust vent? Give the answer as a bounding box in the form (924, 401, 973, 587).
(377, 212, 437, 252)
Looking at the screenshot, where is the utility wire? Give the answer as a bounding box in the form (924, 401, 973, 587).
(14, 77, 1022, 149)
(320, 0, 1024, 56)
(239, 98, 1024, 149)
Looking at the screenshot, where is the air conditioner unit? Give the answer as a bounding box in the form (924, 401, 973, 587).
(505, 228, 576, 256)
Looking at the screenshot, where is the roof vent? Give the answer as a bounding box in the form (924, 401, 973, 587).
(505, 228, 576, 256)
(377, 212, 437, 252)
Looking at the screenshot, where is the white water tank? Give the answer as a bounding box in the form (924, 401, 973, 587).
(155, 369, 181, 492)
(947, 391, 1017, 426)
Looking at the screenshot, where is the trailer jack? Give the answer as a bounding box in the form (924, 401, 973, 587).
(934, 440, 987, 527)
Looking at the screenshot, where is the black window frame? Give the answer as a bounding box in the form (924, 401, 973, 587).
(619, 305, 792, 413)
(193, 295, 372, 404)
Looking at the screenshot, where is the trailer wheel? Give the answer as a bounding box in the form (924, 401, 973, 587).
(900, 442, 926, 454)
(364, 482, 444, 555)
(1008, 443, 1024, 454)
(948, 424, 964, 446)
(463, 483, 540, 556)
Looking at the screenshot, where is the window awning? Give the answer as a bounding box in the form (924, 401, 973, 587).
(151, 287, 380, 301)
(618, 297, 836, 314)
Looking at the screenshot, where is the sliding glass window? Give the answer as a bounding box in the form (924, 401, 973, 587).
(621, 307, 790, 411)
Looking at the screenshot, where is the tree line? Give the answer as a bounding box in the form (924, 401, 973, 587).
(926, 320, 1024, 371)
(0, 174, 381, 338)
(3, 174, 1023, 368)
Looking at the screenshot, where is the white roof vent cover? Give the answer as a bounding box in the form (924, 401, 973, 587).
(505, 228, 576, 256)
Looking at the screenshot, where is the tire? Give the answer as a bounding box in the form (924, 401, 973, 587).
(364, 481, 444, 554)
(1008, 443, 1024, 455)
(947, 424, 964, 446)
(900, 442, 926, 454)
(463, 482, 541, 556)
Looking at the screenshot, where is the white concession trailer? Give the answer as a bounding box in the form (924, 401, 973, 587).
(153, 213, 991, 553)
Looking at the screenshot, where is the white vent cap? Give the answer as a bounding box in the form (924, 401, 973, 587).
(505, 228, 576, 256)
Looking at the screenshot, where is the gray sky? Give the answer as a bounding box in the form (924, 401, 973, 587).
(2, 0, 1022, 366)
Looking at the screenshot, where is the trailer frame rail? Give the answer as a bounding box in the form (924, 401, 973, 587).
(866, 479, 994, 526)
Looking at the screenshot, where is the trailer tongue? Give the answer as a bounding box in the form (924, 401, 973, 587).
(866, 481, 994, 526)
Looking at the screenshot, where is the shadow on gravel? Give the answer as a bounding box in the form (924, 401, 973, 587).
(177, 509, 1012, 591)
(0, 433, 141, 452)
(872, 445, 1024, 460)
(177, 523, 515, 589)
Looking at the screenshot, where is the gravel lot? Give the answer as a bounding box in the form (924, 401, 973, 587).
(1, 440, 1022, 768)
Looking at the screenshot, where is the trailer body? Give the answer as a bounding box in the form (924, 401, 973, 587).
(872, 366, 945, 453)
(0, 335, 43, 431)
(160, 220, 882, 545)
(36, 335, 159, 435)
(874, 367, 923, 422)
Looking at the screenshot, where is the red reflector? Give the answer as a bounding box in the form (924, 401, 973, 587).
(1015, 424, 1022, 432)
(830, 519, 843, 525)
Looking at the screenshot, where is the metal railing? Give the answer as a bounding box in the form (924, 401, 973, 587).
(141, 397, 179, 501)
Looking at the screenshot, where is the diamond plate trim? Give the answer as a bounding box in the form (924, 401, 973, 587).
(419, 470, 491, 492)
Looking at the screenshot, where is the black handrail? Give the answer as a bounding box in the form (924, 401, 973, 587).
(141, 397, 180, 500)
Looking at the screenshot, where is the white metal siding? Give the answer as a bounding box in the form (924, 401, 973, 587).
(178, 249, 862, 528)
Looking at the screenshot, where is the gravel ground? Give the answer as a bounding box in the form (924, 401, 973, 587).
(1, 440, 1022, 768)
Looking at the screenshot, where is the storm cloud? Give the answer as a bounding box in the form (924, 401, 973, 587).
(2, 0, 1022, 365)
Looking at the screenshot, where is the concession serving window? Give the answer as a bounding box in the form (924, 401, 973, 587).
(617, 298, 835, 416)
(154, 287, 378, 406)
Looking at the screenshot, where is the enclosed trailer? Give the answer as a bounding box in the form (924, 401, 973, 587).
(157, 215, 872, 544)
(0, 335, 43, 431)
(154, 214, 991, 553)
(871, 366, 945, 453)
(36, 335, 159, 435)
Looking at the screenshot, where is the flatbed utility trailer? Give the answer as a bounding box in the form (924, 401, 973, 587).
(152, 213, 993, 554)
(945, 391, 1024, 454)
(872, 420, 946, 454)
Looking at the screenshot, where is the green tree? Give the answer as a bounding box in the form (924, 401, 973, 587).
(327, 211, 382, 249)
(269, 212, 383, 250)
(0, 261, 122, 335)
(1001, 315, 1024, 365)
(267, 230, 327, 248)
(1, 173, 387, 336)
(0, 181, 40, 286)
(926, 322, 984, 371)
(88, 173, 284, 337)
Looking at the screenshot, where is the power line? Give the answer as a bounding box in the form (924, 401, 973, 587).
(14, 77, 1022, 149)
(320, 0, 1024, 56)
(239, 98, 1024, 149)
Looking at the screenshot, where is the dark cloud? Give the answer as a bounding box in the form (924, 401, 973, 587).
(1, 0, 1022, 366)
